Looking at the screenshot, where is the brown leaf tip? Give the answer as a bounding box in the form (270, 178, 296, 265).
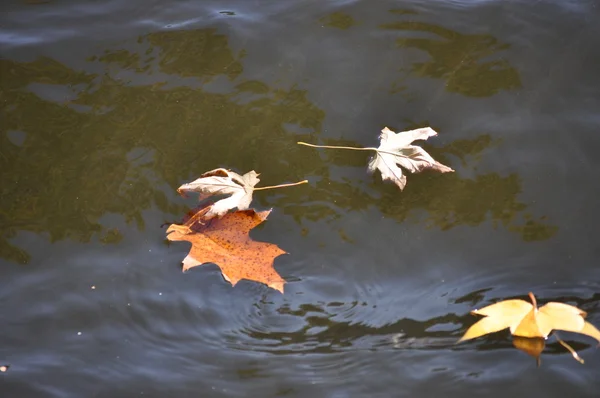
(201, 168, 231, 178)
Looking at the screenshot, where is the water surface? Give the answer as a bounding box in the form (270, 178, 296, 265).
(2, 0, 600, 397)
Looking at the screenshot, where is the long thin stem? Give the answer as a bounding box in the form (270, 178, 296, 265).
(254, 180, 308, 191)
(297, 142, 379, 152)
(554, 332, 584, 364)
(297, 141, 403, 158)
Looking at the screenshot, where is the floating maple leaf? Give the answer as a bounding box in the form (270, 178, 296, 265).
(177, 168, 260, 219)
(368, 127, 454, 190)
(459, 292, 600, 364)
(298, 126, 454, 190)
(177, 168, 307, 220)
(166, 208, 287, 293)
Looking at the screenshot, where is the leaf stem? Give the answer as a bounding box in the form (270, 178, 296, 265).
(297, 141, 403, 158)
(297, 142, 379, 152)
(554, 332, 584, 364)
(254, 180, 308, 191)
(528, 292, 537, 308)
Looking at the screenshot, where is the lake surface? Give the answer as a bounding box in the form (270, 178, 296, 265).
(2, 0, 600, 396)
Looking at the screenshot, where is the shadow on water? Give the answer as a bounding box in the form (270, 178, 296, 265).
(0, 20, 556, 265)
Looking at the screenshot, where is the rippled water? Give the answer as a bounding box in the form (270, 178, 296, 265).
(2, 0, 600, 396)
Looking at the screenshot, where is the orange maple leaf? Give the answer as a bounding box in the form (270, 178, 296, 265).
(166, 209, 287, 293)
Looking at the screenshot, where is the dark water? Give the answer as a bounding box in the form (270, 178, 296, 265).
(2, 0, 600, 396)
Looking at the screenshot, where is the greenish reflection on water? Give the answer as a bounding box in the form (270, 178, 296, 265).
(0, 28, 323, 263)
(271, 133, 557, 241)
(381, 10, 521, 97)
(320, 12, 358, 30)
(0, 22, 554, 264)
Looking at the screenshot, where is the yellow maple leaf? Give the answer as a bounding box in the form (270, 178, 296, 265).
(459, 292, 600, 363)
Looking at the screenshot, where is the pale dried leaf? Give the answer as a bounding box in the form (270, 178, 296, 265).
(367, 126, 454, 190)
(368, 152, 407, 190)
(177, 168, 260, 219)
(395, 146, 455, 174)
(379, 126, 438, 150)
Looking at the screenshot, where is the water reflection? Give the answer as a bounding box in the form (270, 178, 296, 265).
(227, 292, 600, 358)
(230, 299, 465, 355)
(272, 132, 557, 241)
(0, 28, 324, 263)
(320, 12, 358, 30)
(0, 22, 554, 264)
(380, 11, 521, 97)
(146, 28, 244, 80)
(90, 28, 244, 79)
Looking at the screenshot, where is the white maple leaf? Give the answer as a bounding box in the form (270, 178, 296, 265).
(177, 168, 260, 219)
(298, 126, 454, 191)
(367, 127, 454, 190)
